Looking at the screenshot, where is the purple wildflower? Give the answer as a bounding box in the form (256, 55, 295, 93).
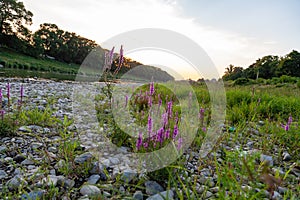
(136, 132, 143, 151)
(7, 83, 10, 105)
(202, 127, 207, 132)
(199, 108, 205, 119)
(167, 101, 173, 118)
(114, 45, 124, 74)
(0, 88, 2, 105)
(287, 115, 293, 125)
(148, 96, 152, 107)
(109, 46, 115, 65)
(125, 95, 128, 107)
(165, 128, 170, 139)
(157, 127, 164, 146)
(173, 125, 178, 139)
(149, 82, 155, 96)
(147, 115, 152, 138)
(162, 112, 168, 127)
(143, 142, 148, 149)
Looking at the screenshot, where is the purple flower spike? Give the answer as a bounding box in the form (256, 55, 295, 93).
(149, 82, 155, 96)
(147, 115, 152, 137)
(288, 115, 293, 126)
(125, 95, 128, 108)
(109, 46, 115, 65)
(7, 83, 10, 100)
(167, 101, 173, 118)
(162, 112, 168, 127)
(199, 108, 205, 119)
(165, 128, 170, 139)
(173, 125, 178, 139)
(284, 125, 289, 131)
(0, 88, 2, 104)
(136, 131, 143, 151)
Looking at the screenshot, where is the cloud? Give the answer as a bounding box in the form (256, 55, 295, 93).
(23, 0, 279, 78)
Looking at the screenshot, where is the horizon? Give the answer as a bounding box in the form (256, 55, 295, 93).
(22, 0, 300, 80)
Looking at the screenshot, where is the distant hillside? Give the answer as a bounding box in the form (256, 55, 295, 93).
(0, 47, 174, 82)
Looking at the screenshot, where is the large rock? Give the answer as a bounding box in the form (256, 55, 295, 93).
(6, 175, 28, 190)
(80, 185, 101, 197)
(74, 152, 93, 164)
(145, 181, 164, 195)
(146, 190, 174, 200)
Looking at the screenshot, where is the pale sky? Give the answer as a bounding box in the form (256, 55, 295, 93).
(22, 0, 300, 80)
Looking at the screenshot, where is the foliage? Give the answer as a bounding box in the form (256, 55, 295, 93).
(223, 51, 300, 81)
(0, 0, 33, 34)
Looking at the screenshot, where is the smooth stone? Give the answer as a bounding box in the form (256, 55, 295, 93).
(260, 154, 273, 166)
(48, 147, 57, 153)
(87, 175, 100, 184)
(21, 190, 45, 200)
(0, 170, 8, 179)
(6, 175, 28, 190)
(133, 191, 143, 200)
(0, 145, 7, 153)
(120, 169, 137, 183)
(31, 142, 43, 149)
(272, 191, 282, 200)
(74, 152, 93, 164)
(42, 175, 64, 187)
(278, 186, 287, 194)
(282, 152, 292, 161)
(80, 185, 101, 197)
(58, 178, 75, 189)
(146, 190, 174, 200)
(205, 191, 213, 198)
(109, 157, 120, 165)
(21, 159, 34, 165)
(145, 181, 164, 195)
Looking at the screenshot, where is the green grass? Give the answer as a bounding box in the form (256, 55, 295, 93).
(0, 47, 79, 80)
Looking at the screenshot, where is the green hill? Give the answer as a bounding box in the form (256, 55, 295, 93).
(0, 47, 174, 82)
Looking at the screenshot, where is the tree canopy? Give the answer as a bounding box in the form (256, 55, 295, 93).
(223, 51, 300, 81)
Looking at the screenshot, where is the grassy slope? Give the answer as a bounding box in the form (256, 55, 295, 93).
(0, 47, 79, 80)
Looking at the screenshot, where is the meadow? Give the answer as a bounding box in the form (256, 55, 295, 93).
(0, 78, 299, 199)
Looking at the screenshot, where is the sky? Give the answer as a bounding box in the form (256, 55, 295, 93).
(22, 0, 300, 80)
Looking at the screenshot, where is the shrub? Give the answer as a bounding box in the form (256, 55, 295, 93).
(233, 78, 251, 86)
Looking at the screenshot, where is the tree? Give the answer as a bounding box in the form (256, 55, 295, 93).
(222, 64, 244, 81)
(277, 50, 300, 77)
(0, 0, 33, 34)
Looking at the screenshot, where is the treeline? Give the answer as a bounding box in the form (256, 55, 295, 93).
(223, 50, 300, 81)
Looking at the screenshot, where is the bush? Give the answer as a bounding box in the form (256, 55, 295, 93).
(233, 78, 251, 86)
(279, 75, 298, 83)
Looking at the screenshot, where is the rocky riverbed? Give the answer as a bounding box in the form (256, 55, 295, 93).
(0, 78, 299, 199)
